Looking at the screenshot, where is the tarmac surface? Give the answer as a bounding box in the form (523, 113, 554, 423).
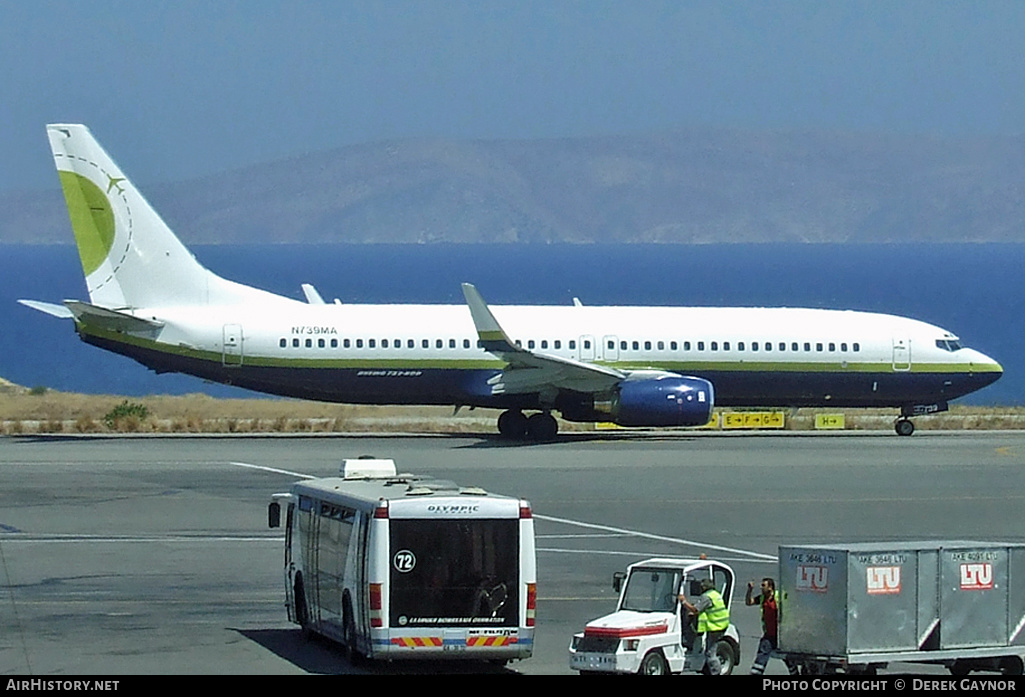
(2, 430, 1024, 676)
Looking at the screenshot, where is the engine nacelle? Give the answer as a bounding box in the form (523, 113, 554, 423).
(612, 375, 715, 427)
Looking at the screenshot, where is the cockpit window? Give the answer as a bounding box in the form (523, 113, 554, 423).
(936, 339, 963, 352)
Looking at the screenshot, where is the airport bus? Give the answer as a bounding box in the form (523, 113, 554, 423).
(268, 459, 536, 662)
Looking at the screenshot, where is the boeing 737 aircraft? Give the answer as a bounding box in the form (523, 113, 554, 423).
(20, 124, 1002, 439)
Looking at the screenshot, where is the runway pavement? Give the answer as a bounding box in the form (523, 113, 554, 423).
(2, 431, 1024, 676)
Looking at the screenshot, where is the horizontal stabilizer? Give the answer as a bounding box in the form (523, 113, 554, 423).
(63, 300, 164, 332)
(18, 299, 74, 319)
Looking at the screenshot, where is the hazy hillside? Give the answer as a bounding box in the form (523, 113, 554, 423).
(6, 129, 1025, 245)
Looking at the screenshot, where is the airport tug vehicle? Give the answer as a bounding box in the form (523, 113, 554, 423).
(569, 557, 740, 675)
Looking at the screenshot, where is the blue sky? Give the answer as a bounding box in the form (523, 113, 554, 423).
(4, 1, 1025, 193)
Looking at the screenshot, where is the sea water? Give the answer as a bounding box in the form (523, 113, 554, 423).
(1, 243, 1020, 404)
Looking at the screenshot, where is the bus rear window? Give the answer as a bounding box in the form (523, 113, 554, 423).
(389, 519, 519, 628)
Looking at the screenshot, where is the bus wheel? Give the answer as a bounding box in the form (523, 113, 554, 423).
(342, 601, 359, 664)
(294, 575, 311, 638)
(638, 649, 669, 675)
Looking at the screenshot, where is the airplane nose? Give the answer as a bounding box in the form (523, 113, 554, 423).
(970, 350, 1003, 386)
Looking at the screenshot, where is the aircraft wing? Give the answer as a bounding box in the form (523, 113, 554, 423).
(461, 283, 625, 395)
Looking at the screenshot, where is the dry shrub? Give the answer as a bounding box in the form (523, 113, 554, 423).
(3, 390, 1025, 435)
(74, 416, 99, 433)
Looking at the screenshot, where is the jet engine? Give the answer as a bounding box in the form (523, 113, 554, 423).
(559, 373, 715, 428)
(612, 374, 714, 427)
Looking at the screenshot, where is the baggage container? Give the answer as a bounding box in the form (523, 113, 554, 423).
(778, 541, 1025, 675)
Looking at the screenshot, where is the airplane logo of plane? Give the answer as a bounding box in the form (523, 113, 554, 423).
(106, 175, 126, 195)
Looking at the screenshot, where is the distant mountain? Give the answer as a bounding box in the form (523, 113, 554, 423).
(5, 129, 1025, 245)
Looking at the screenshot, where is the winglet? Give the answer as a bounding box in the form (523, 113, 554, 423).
(461, 283, 518, 353)
(301, 283, 325, 305)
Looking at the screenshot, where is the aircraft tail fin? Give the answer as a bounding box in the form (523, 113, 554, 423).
(47, 124, 257, 309)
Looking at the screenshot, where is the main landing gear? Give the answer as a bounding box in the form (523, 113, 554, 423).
(497, 409, 559, 441)
(895, 418, 915, 437)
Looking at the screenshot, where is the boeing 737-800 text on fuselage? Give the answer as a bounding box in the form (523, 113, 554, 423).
(20, 125, 1002, 439)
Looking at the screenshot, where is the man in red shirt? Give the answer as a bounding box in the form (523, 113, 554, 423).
(746, 577, 799, 675)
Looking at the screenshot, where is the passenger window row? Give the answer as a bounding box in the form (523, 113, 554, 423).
(607, 340, 862, 353)
(277, 336, 862, 354)
(279, 337, 478, 350)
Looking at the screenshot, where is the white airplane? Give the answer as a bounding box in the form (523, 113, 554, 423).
(21, 124, 1003, 439)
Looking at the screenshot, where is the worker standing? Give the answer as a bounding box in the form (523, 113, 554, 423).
(746, 577, 799, 675)
(680, 577, 730, 675)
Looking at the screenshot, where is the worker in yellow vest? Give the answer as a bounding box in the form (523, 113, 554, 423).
(680, 577, 730, 675)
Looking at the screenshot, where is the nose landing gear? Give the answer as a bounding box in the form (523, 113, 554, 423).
(895, 401, 947, 436)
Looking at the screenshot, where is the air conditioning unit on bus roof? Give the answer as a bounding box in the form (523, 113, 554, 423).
(341, 457, 398, 479)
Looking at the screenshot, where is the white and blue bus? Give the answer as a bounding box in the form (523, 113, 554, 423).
(268, 459, 536, 663)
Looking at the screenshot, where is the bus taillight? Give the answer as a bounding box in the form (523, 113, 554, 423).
(526, 583, 536, 627)
(519, 501, 532, 519)
(374, 501, 389, 519)
(370, 583, 383, 628)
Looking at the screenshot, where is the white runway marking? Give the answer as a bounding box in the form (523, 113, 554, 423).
(229, 461, 315, 478)
(1, 534, 280, 543)
(537, 547, 774, 564)
(226, 461, 776, 561)
(535, 514, 776, 561)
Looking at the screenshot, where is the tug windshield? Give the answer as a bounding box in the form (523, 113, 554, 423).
(620, 568, 682, 613)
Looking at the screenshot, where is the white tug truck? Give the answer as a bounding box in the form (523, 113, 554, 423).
(569, 557, 741, 675)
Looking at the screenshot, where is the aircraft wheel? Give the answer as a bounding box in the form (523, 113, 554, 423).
(497, 410, 528, 438)
(895, 419, 915, 436)
(526, 412, 558, 441)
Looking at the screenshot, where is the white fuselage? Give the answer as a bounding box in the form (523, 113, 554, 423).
(79, 296, 1001, 412)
